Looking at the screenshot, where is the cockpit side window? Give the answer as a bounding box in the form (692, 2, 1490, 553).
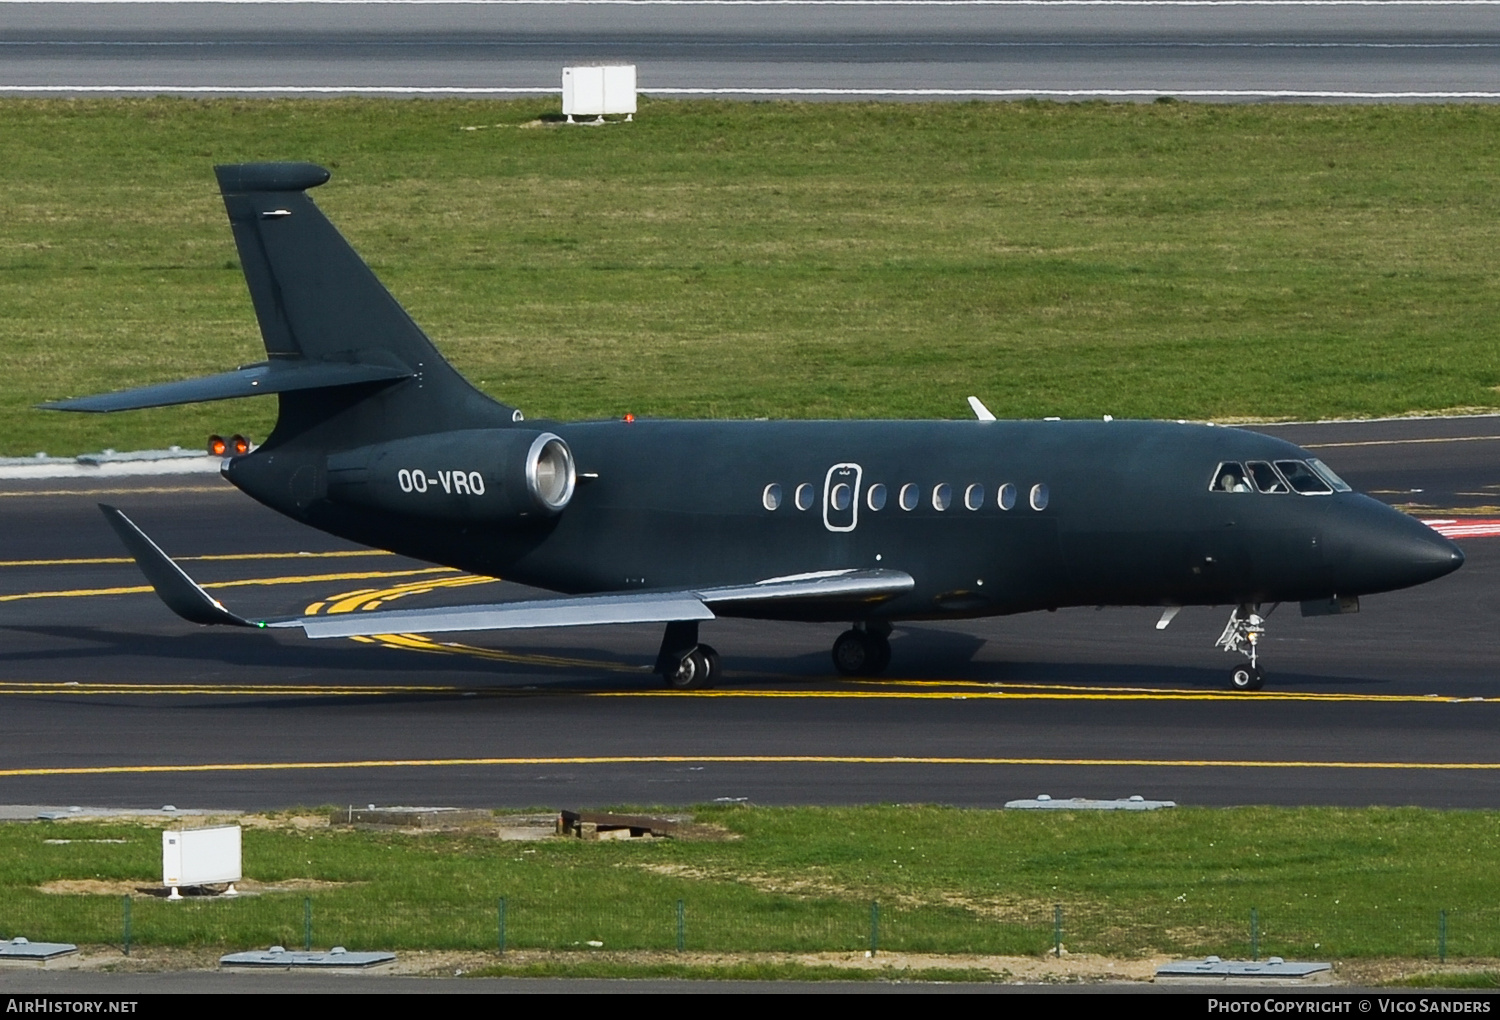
(1211, 462, 1252, 493)
(1306, 458, 1353, 492)
(1275, 460, 1334, 495)
(1246, 461, 1289, 494)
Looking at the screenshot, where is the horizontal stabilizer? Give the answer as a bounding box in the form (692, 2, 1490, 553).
(99, 505, 253, 627)
(278, 592, 715, 640)
(42, 360, 413, 413)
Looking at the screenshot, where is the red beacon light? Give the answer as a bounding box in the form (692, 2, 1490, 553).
(623, 413, 635, 423)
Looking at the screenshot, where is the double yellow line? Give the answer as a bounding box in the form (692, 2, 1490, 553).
(4, 755, 1500, 779)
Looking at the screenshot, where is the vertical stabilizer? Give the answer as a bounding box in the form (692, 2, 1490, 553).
(215, 162, 517, 445)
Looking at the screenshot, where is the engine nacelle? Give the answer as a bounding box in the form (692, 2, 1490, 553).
(326, 429, 576, 521)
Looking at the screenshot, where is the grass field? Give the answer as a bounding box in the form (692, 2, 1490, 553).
(2, 99, 1499, 457)
(5, 805, 1500, 965)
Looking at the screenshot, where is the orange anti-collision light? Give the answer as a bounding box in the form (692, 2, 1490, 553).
(230, 434, 251, 455)
(208, 435, 227, 456)
(623, 413, 635, 423)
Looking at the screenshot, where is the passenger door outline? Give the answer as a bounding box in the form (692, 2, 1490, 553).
(823, 463, 862, 533)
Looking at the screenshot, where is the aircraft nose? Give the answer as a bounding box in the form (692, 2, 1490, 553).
(1331, 507, 1464, 594)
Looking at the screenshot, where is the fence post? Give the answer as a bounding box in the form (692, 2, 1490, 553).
(303, 897, 312, 952)
(676, 899, 685, 953)
(1053, 904, 1063, 957)
(497, 897, 507, 954)
(869, 900, 879, 956)
(122, 895, 131, 957)
(1439, 909, 1448, 964)
(1251, 907, 1259, 962)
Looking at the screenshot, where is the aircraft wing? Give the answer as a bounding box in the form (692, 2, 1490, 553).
(100, 506, 914, 638)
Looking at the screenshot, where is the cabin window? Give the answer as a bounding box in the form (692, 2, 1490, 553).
(1276, 460, 1333, 495)
(762, 483, 783, 511)
(998, 482, 1017, 511)
(867, 483, 888, 511)
(831, 483, 853, 511)
(1030, 483, 1050, 511)
(899, 483, 920, 511)
(795, 482, 815, 511)
(932, 483, 953, 511)
(1246, 461, 1289, 494)
(1307, 458, 1353, 492)
(1211, 462, 1252, 493)
(964, 483, 985, 511)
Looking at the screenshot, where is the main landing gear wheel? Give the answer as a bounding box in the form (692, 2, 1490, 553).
(663, 644, 721, 690)
(1229, 664, 1264, 692)
(831, 629, 892, 677)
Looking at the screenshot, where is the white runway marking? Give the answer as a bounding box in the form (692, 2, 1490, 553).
(5, 85, 1500, 99)
(4, 0, 1500, 6)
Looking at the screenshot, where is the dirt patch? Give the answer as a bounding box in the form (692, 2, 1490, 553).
(37, 878, 352, 897)
(631, 863, 1042, 917)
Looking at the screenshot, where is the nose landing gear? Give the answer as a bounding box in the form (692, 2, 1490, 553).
(831, 622, 892, 677)
(1216, 603, 1269, 691)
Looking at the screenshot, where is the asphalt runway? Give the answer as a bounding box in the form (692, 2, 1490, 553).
(0, 1, 1497, 100)
(0, 415, 1497, 812)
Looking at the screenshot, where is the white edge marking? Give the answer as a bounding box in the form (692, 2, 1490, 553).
(7, 87, 1500, 100)
(968, 396, 997, 422)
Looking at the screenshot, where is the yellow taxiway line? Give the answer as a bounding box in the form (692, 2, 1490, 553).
(0, 567, 457, 603)
(0, 485, 229, 499)
(1304, 435, 1500, 449)
(0, 550, 393, 568)
(3, 755, 1500, 779)
(0, 680, 1490, 708)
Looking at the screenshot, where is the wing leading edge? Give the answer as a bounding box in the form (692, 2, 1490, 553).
(100, 506, 914, 637)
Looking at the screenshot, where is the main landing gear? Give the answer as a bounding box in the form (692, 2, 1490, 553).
(1216, 603, 1270, 692)
(831, 622, 892, 677)
(655, 620, 722, 690)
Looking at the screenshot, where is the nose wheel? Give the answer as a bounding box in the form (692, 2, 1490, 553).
(1217, 603, 1272, 692)
(831, 625, 892, 677)
(1229, 664, 1264, 692)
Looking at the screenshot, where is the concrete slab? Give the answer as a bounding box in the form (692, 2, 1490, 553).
(220, 947, 396, 970)
(0, 939, 78, 967)
(1006, 795, 1176, 811)
(1156, 956, 1333, 984)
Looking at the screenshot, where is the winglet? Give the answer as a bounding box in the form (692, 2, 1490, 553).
(967, 396, 997, 422)
(99, 505, 255, 627)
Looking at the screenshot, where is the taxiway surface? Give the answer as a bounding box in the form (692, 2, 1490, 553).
(0, 1, 1497, 99)
(0, 415, 1496, 812)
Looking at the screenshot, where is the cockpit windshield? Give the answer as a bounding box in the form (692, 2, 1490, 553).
(1211, 462, 1252, 493)
(1274, 460, 1334, 495)
(1245, 461, 1288, 493)
(1212, 459, 1343, 496)
(1306, 458, 1353, 492)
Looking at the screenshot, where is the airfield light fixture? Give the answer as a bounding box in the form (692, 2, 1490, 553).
(230, 435, 251, 455)
(207, 435, 227, 457)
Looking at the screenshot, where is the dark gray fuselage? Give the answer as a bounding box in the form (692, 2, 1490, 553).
(223, 416, 1461, 623)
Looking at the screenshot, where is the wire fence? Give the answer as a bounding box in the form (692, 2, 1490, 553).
(0, 893, 1491, 960)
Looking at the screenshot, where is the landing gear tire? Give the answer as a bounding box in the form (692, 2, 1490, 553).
(831, 630, 891, 677)
(1230, 664, 1264, 692)
(664, 646, 718, 690)
(697, 644, 722, 686)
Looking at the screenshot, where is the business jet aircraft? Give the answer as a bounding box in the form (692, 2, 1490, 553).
(44, 163, 1464, 692)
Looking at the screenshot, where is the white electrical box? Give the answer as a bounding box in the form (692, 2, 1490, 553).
(562, 65, 637, 120)
(163, 825, 242, 898)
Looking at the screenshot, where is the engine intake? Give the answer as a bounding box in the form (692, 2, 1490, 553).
(326, 429, 576, 521)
